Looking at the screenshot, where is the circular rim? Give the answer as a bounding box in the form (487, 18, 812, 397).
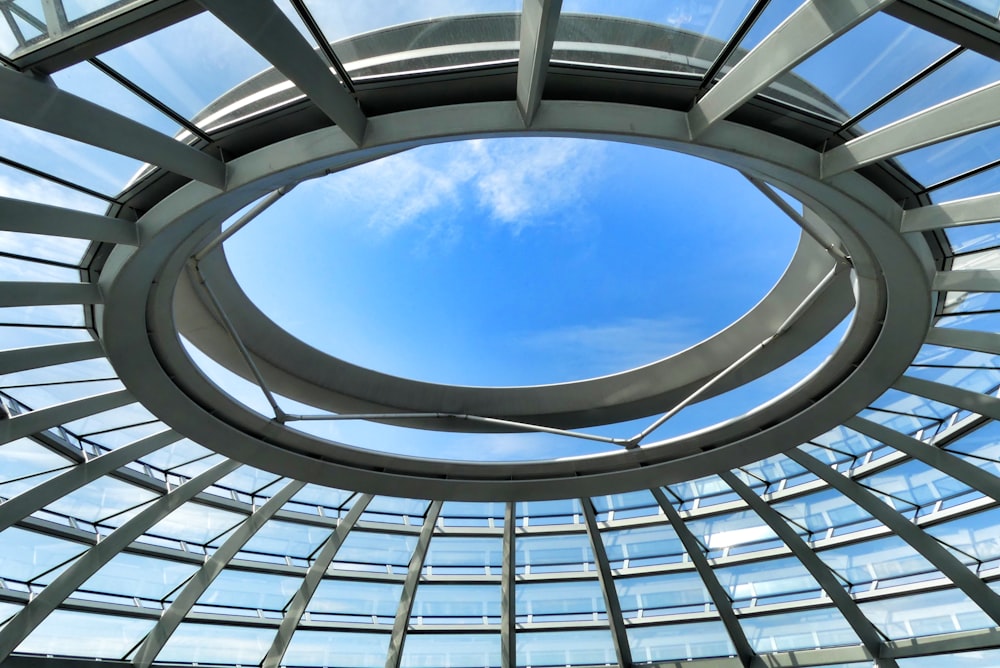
(98, 100, 932, 500)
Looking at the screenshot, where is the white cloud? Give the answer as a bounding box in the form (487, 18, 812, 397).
(519, 316, 708, 378)
(318, 137, 605, 240)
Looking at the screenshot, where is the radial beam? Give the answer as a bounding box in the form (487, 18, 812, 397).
(517, 0, 562, 126)
(650, 487, 760, 668)
(0, 341, 104, 376)
(925, 326, 1000, 355)
(579, 498, 633, 668)
(0, 429, 179, 533)
(198, 0, 367, 146)
(847, 416, 1000, 501)
(501, 502, 516, 668)
(689, 0, 892, 137)
(0, 389, 133, 446)
(824, 80, 1000, 178)
(0, 457, 240, 663)
(261, 494, 372, 668)
(0, 282, 101, 307)
(0, 197, 137, 244)
(787, 448, 1000, 626)
(716, 471, 890, 662)
(385, 501, 443, 668)
(901, 192, 1000, 233)
(132, 478, 306, 668)
(0, 68, 225, 189)
(895, 374, 1000, 422)
(932, 269, 1000, 293)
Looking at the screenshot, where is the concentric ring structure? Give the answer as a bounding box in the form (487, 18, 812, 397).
(6, 1, 1000, 667)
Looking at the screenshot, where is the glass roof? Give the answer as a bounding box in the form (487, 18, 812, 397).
(3, 0, 1000, 667)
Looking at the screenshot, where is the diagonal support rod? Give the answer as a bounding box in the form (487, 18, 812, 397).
(580, 498, 632, 668)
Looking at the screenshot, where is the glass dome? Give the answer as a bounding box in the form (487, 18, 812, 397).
(3, 1, 1000, 667)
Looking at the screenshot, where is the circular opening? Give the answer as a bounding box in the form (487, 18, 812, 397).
(224, 138, 800, 387)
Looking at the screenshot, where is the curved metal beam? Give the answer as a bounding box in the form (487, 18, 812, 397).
(0, 197, 137, 244)
(517, 0, 562, 126)
(580, 498, 633, 668)
(895, 375, 1000, 422)
(0, 67, 225, 189)
(689, 0, 893, 137)
(825, 79, 1000, 178)
(131, 478, 306, 668)
(787, 447, 1000, 626)
(0, 457, 240, 662)
(501, 501, 515, 668)
(385, 501, 443, 668)
(847, 416, 1000, 501)
(0, 282, 101, 307)
(198, 0, 367, 145)
(650, 487, 760, 668)
(901, 192, 1000, 233)
(0, 389, 133, 446)
(717, 471, 890, 664)
(260, 493, 372, 668)
(0, 341, 104, 376)
(0, 429, 179, 533)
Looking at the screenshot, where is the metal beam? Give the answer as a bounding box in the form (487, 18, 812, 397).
(932, 269, 1000, 293)
(0, 67, 225, 189)
(0, 389, 133, 446)
(260, 493, 372, 668)
(580, 498, 633, 668)
(385, 500, 443, 668)
(0, 282, 101, 307)
(900, 192, 1000, 233)
(787, 448, 1000, 627)
(516, 0, 562, 126)
(197, 0, 367, 146)
(824, 80, 1000, 178)
(689, 0, 892, 137)
(501, 501, 516, 668)
(0, 457, 240, 662)
(847, 416, 1000, 502)
(132, 478, 306, 668)
(895, 374, 1000, 422)
(716, 471, 890, 663)
(926, 326, 1000, 355)
(0, 429, 179, 533)
(0, 341, 104, 376)
(650, 487, 760, 668)
(0, 196, 137, 244)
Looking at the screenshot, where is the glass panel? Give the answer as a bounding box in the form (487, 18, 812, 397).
(305, 0, 521, 81)
(283, 630, 390, 668)
(925, 508, 1000, 565)
(860, 587, 996, 639)
(685, 509, 780, 557)
(897, 125, 1000, 189)
(239, 519, 332, 562)
(818, 535, 941, 592)
(740, 606, 860, 652)
(516, 579, 605, 622)
(16, 609, 155, 659)
(334, 530, 418, 572)
(614, 571, 711, 618)
(0, 527, 86, 583)
(155, 622, 274, 665)
(517, 628, 617, 667)
(790, 13, 953, 122)
(194, 569, 300, 615)
(899, 649, 1000, 667)
(600, 523, 686, 568)
(42, 475, 156, 525)
(307, 579, 402, 622)
(80, 552, 197, 602)
(401, 633, 500, 668)
(424, 535, 502, 574)
(627, 620, 735, 662)
(143, 502, 246, 547)
(770, 487, 877, 538)
(411, 583, 501, 624)
(515, 532, 594, 573)
(716, 556, 824, 607)
(555, 1, 756, 76)
(97, 11, 276, 130)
